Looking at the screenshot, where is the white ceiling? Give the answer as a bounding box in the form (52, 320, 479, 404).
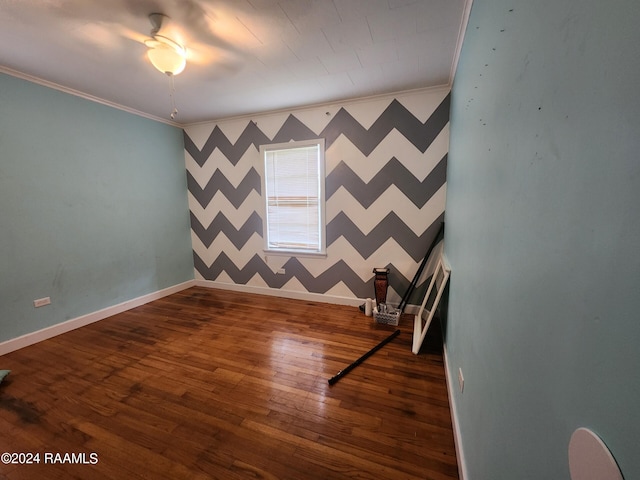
(0, 0, 469, 125)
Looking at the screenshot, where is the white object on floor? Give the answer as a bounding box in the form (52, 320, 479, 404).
(412, 242, 450, 354)
(568, 427, 623, 480)
(365, 298, 372, 316)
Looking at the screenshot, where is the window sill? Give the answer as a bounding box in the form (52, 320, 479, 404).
(264, 249, 327, 259)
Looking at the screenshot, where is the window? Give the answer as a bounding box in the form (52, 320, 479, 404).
(260, 139, 326, 255)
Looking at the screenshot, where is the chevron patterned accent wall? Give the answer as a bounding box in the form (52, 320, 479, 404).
(184, 88, 450, 304)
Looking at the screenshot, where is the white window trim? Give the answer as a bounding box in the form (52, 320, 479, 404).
(259, 138, 326, 257)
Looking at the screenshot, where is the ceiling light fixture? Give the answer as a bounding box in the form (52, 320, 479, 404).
(144, 14, 186, 120)
(145, 35, 186, 76)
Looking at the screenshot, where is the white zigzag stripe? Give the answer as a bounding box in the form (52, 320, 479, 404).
(249, 95, 416, 139)
(184, 123, 218, 151)
(206, 88, 449, 142)
(341, 97, 404, 130)
(217, 117, 264, 144)
(187, 122, 449, 190)
(326, 184, 446, 234)
(396, 89, 450, 123)
(191, 188, 263, 222)
(190, 193, 444, 277)
(216, 148, 260, 186)
(192, 232, 264, 270)
(290, 104, 339, 135)
(385, 287, 403, 306)
(279, 276, 308, 294)
(247, 272, 269, 289)
(186, 148, 259, 190)
(214, 271, 235, 285)
(325, 126, 449, 181)
(193, 229, 424, 284)
(185, 149, 227, 188)
(263, 254, 289, 272)
(191, 231, 214, 266)
(188, 161, 446, 234)
(423, 125, 449, 171)
(324, 281, 360, 299)
(276, 277, 366, 299)
(191, 197, 443, 274)
(189, 190, 263, 229)
(296, 236, 422, 280)
(192, 233, 218, 269)
(325, 130, 423, 179)
(246, 111, 291, 140)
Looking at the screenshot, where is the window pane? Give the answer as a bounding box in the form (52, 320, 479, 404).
(263, 141, 324, 253)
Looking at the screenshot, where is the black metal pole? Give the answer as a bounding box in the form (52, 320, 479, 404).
(328, 329, 401, 386)
(398, 222, 445, 313)
(398, 246, 431, 313)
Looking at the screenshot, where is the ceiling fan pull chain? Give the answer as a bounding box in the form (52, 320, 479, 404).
(169, 73, 178, 120)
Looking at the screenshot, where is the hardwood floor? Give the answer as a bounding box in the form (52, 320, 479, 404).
(0, 287, 458, 479)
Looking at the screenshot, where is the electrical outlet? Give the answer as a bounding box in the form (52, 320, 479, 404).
(34, 297, 51, 308)
(277, 268, 286, 275)
(458, 368, 464, 393)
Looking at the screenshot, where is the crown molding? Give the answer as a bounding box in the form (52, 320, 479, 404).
(0, 65, 181, 127)
(450, 0, 474, 84)
(183, 83, 452, 127)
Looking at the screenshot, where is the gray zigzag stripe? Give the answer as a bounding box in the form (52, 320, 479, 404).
(184, 123, 269, 167)
(326, 155, 447, 208)
(283, 257, 371, 296)
(183, 115, 316, 167)
(326, 211, 444, 262)
(184, 93, 450, 165)
(193, 252, 371, 296)
(190, 211, 262, 249)
(189, 151, 445, 224)
(187, 168, 261, 209)
(271, 115, 318, 143)
(193, 252, 437, 300)
(385, 217, 444, 303)
(321, 94, 450, 155)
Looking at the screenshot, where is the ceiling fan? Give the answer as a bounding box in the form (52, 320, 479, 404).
(127, 5, 243, 120)
(2, 0, 248, 118)
(144, 13, 187, 77)
(31, 0, 245, 77)
(127, 2, 245, 79)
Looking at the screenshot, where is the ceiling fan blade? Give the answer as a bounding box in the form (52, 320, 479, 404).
(18, 0, 250, 71)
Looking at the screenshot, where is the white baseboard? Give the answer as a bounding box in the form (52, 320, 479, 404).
(195, 279, 423, 313)
(195, 279, 364, 307)
(0, 280, 196, 356)
(0, 277, 420, 356)
(443, 343, 468, 480)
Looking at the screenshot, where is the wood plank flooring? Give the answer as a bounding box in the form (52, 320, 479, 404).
(0, 287, 458, 479)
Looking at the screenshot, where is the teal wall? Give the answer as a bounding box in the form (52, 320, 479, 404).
(0, 73, 194, 343)
(446, 0, 640, 478)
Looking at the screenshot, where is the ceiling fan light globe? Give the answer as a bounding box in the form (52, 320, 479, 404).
(147, 42, 186, 75)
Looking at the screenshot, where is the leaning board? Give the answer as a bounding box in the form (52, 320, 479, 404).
(412, 242, 450, 354)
